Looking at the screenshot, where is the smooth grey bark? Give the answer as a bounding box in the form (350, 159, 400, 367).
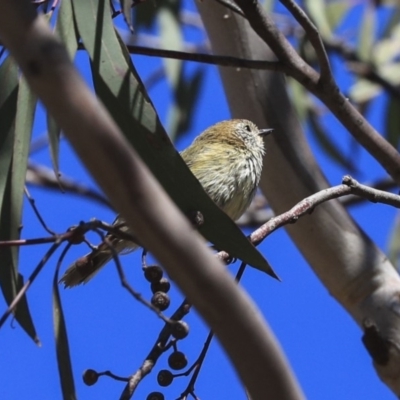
(196, 1, 400, 394)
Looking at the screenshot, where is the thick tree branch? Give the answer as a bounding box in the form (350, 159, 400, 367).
(198, 1, 400, 394)
(0, 1, 302, 399)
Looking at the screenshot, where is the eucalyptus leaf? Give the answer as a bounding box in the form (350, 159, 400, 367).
(288, 78, 309, 122)
(172, 67, 205, 138)
(325, 1, 350, 32)
(304, 0, 332, 38)
(0, 57, 39, 343)
(357, 3, 376, 62)
(53, 246, 76, 400)
(71, 0, 277, 277)
(308, 109, 357, 173)
(349, 78, 381, 104)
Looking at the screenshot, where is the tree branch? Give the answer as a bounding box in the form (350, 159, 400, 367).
(232, 0, 400, 184)
(0, 2, 302, 399)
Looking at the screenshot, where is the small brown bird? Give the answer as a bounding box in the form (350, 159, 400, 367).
(60, 119, 273, 287)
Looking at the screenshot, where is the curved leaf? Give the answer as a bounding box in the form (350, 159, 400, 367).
(120, 0, 134, 33)
(308, 109, 357, 173)
(71, 0, 277, 277)
(53, 245, 76, 400)
(0, 56, 39, 343)
(357, 3, 376, 62)
(48, 0, 79, 185)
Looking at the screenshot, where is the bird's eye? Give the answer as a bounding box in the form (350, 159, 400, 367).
(244, 124, 251, 132)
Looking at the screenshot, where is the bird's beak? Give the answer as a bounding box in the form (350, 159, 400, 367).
(258, 128, 274, 137)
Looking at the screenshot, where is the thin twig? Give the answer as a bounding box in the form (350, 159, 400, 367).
(77, 42, 285, 71)
(179, 331, 214, 399)
(178, 262, 247, 399)
(250, 175, 400, 246)
(27, 162, 112, 209)
(25, 186, 56, 234)
(98, 370, 129, 382)
(97, 230, 172, 324)
(342, 175, 400, 206)
(0, 242, 60, 328)
(0, 219, 136, 248)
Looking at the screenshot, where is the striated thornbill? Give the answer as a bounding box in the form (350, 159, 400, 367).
(60, 119, 273, 287)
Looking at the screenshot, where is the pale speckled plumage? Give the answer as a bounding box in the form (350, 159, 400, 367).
(60, 119, 270, 287)
(181, 119, 265, 221)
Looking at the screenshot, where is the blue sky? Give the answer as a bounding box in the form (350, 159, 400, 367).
(0, 2, 397, 399)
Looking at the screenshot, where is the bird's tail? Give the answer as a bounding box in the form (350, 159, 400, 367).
(60, 237, 139, 288)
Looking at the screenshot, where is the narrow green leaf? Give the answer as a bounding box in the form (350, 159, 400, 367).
(168, 68, 205, 139)
(304, 0, 333, 38)
(56, 0, 78, 59)
(53, 245, 76, 400)
(288, 77, 309, 122)
(46, 115, 61, 186)
(308, 109, 357, 173)
(264, 0, 274, 13)
(159, 6, 182, 87)
(7, 75, 39, 343)
(325, 1, 351, 32)
(0, 57, 38, 340)
(158, 4, 185, 140)
(16, 274, 41, 345)
(349, 78, 381, 104)
(12, 77, 37, 263)
(0, 56, 18, 212)
(381, 6, 400, 40)
(71, 0, 277, 277)
(133, 0, 157, 29)
(48, 0, 79, 183)
(120, 0, 134, 33)
(357, 3, 376, 62)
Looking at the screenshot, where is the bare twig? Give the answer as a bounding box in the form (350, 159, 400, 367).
(99, 231, 172, 324)
(179, 330, 214, 399)
(121, 299, 191, 398)
(117, 44, 285, 71)
(26, 162, 113, 209)
(0, 242, 60, 328)
(25, 186, 56, 234)
(179, 261, 247, 398)
(238, 177, 399, 229)
(0, 219, 136, 248)
(250, 175, 400, 246)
